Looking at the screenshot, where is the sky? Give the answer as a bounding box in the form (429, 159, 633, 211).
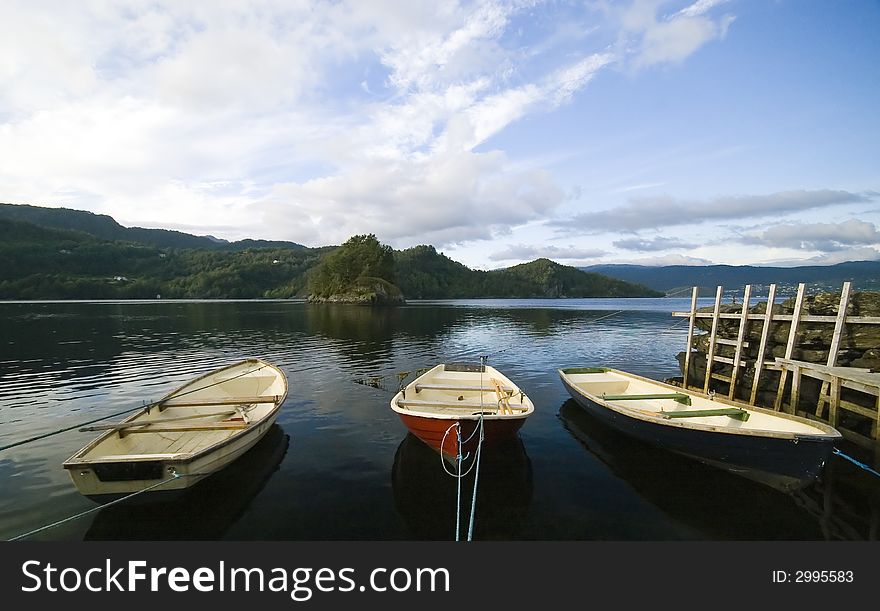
(1, 0, 878, 269)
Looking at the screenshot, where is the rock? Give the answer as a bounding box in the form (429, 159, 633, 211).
(850, 348, 880, 370)
(307, 276, 406, 305)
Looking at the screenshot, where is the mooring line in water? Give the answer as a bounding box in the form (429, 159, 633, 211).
(0, 363, 269, 454)
(833, 449, 880, 479)
(6, 473, 187, 541)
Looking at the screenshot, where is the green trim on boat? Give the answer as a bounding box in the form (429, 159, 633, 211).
(562, 367, 608, 374)
(660, 408, 750, 422)
(602, 393, 692, 406)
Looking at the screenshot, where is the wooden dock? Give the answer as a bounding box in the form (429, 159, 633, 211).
(673, 281, 880, 464)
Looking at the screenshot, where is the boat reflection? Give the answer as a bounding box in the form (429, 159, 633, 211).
(391, 433, 532, 540)
(84, 424, 289, 540)
(558, 400, 831, 540)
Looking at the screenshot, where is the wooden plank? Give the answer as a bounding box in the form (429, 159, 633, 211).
(397, 399, 528, 411)
(125, 422, 249, 433)
(750, 283, 777, 405)
(790, 364, 802, 415)
(713, 356, 747, 366)
(775, 358, 873, 375)
(415, 383, 513, 393)
(837, 399, 879, 420)
(602, 393, 692, 405)
(875, 394, 880, 440)
(681, 286, 699, 391)
(728, 284, 752, 399)
(829, 377, 841, 426)
(672, 312, 880, 324)
(703, 286, 724, 394)
(716, 338, 750, 347)
(817, 281, 852, 418)
(710, 373, 732, 383)
(160, 395, 278, 408)
(661, 407, 749, 421)
(774, 283, 805, 411)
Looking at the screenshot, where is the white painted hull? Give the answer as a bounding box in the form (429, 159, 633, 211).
(63, 358, 288, 501)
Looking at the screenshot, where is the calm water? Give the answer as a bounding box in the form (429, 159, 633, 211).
(0, 299, 876, 541)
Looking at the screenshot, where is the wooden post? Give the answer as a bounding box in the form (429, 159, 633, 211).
(828, 377, 841, 428)
(728, 284, 752, 400)
(791, 363, 802, 415)
(703, 286, 724, 394)
(774, 283, 806, 412)
(817, 281, 852, 419)
(750, 283, 777, 405)
(682, 286, 699, 391)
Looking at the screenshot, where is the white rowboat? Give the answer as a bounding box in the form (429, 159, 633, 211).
(559, 367, 841, 491)
(63, 358, 288, 501)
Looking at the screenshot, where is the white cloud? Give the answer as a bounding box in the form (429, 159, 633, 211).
(488, 243, 606, 262)
(740, 219, 880, 252)
(768, 247, 880, 267)
(609, 181, 666, 194)
(256, 150, 565, 247)
(612, 253, 714, 266)
(613, 236, 696, 251)
(614, 0, 735, 69)
(555, 190, 875, 234)
(0, 0, 745, 250)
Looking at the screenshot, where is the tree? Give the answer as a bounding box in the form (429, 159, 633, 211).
(308, 234, 395, 298)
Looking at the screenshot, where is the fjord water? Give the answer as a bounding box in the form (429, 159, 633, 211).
(0, 300, 864, 540)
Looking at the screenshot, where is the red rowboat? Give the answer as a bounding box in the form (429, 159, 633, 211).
(390, 363, 534, 458)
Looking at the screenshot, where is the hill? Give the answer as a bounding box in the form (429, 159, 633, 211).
(582, 261, 880, 294)
(0, 203, 305, 251)
(490, 258, 662, 298)
(0, 205, 659, 300)
(395, 247, 661, 298)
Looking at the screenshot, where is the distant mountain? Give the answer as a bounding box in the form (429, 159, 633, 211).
(498, 258, 662, 298)
(582, 262, 880, 294)
(395, 247, 661, 298)
(0, 208, 659, 300)
(0, 203, 305, 251)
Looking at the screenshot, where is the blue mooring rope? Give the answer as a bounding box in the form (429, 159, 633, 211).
(833, 448, 880, 479)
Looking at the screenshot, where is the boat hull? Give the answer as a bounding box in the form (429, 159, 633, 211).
(63, 358, 288, 502)
(397, 413, 527, 458)
(391, 363, 534, 458)
(68, 411, 281, 502)
(560, 376, 837, 492)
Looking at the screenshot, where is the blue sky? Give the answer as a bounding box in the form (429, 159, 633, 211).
(1, 0, 878, 268)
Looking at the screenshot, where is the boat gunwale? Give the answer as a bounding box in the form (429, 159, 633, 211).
(390, 363, 534, 421)
(62, 358, 289, 469)
(558, 367, 841, 441)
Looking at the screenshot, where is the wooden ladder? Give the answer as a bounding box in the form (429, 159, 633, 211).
(703, 284, 752, 400)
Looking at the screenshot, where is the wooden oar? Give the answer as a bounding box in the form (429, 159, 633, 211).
(158, 395, 277, 409)
(79, 410, 238, 432)
(491, 378, 513, 415)
(125, 422, 249, 433)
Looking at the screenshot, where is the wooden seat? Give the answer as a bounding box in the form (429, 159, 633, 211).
(415, 383, 513, 393)
(397, 399, 528, 412)
(661, 408, 750, 422)
(602, 393, 692, 406)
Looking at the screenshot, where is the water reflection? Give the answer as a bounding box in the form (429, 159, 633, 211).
(84, 425, 289, 540)
(557, 401, 830, 540)
(391, 433, 532, 540)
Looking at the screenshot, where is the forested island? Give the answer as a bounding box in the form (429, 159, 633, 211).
(0, 203, 660, 301)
